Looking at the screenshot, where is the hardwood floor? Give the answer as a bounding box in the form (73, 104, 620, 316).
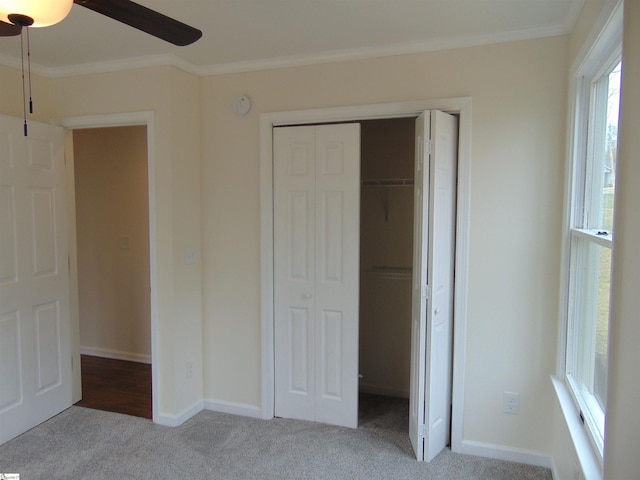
(75, 355, 152, 419)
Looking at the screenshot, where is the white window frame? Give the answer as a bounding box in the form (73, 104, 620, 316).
(559, 0, 623, 470)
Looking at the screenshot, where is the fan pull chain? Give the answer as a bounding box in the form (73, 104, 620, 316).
(27, 26, 33, 115)
(19, 27, 27, 136)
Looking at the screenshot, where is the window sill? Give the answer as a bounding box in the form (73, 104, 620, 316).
(551, 375, 603, 480)
(572, 228, 613, 248)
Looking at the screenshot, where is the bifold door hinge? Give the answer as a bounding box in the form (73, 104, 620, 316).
(422, 285, 430, 299)
(419, 424, 427, 438)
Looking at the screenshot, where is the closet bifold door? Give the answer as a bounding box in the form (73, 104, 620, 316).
(273, 123, 360, 428)
(408, 110, 457, 462)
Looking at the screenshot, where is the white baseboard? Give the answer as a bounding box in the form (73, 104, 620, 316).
(155, 400, 204, 427)
(204, 398, 264, 419)
(458, 440, 553, 470)
(359, 383, 409, 399)
(550, 458, 560, 480)
(80, 346, 151, 364)
(155, 399, 263, 427)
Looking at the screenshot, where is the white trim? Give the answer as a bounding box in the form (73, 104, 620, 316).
(64, 129, 82, 404)
(571, 0, 623, 75)
(47, 54, 199, 79)
(79, 346, 151, 364)
(458, 440, 553, 470)
(551, 458, 561, 480)
(203, 399, 264, 419)
(551, 376, 603, 480)
(572, 228, 613, 249)
(198, 25, 568, 77)
(557, 0, 623, 466)
(55, 111, 160, 424)
(0, 53, 199, 79)
(52, 111, 151, 129)
(450, 99, 472, 456)
(1, 21, 575, 79)
(156, 400, 204, 427)
(259, 97, 472, 453)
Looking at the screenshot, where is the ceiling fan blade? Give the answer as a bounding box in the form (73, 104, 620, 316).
(74, 0, 202, 46)
(0, 20, 22, 36)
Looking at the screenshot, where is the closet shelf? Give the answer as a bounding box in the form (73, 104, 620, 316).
(364, 265, 412, 280)
(361, 178, 414, 187)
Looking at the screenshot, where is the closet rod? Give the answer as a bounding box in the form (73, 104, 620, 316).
(363, 266, 412, 280)
(361, 178, 414, 187)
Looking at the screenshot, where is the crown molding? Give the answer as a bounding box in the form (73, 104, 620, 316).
(1, 22, 573, 79)
(43, 54, 200, 78)
(196, 23, 570, 77)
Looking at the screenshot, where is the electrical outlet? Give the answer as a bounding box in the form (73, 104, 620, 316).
(186, 360, 194, 379)
(503, 391, 520, 414)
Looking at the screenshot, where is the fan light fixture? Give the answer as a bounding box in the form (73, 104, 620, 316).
(0, 0, 73, 27)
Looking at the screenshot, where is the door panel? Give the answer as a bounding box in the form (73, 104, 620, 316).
(289, 307, 310, 394)
(319, 191, 344, 283)
(274, 126, 316, 422)
(409, 110, 457, 462)
(0, 114, 71, 445)
(320, 309, 343, 398)
(274, 123, 360, 428)
(424, 110, 457, 461)
(289, 192, 310, 281)
(409, 112, 430, 460)
(314, 124, 359, 429)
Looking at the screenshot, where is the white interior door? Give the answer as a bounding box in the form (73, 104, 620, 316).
(0, 115, 72, 445)
(409, 112, 430, 460)
(274, 126, 316, 422)
(409, 110, 458, 461)
(274, 123, 360, 428)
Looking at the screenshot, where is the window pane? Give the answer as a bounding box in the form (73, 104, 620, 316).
(600, 62, 621, 232)
(569, 236, 611, 441)
(594, 243, 610, 409)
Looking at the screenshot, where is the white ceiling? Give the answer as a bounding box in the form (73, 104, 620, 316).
(0, 0, 585, 76)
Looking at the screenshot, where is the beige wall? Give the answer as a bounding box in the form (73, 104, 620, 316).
(1, 9, 636, 470)
(73, 126, 150, 361)
(359, 118, 415, 398)
(0, 67, 53, 123)
(48, 66, 203, 419)
(202, 35, 568, 453)
(0, 32, 570, 455)
(568, 0, 606, 66)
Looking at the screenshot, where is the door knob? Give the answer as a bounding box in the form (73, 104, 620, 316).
(303, 293, 312, 300)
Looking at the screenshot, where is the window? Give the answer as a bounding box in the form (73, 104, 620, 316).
(565, 50, 621, 457)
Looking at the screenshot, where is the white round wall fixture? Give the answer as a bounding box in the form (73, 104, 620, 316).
(233, 95, 252, 115)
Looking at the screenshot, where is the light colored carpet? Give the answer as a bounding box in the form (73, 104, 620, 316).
(0, 396, 552, 479)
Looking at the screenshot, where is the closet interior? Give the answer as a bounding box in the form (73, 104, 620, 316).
(359, 117, 415, 401)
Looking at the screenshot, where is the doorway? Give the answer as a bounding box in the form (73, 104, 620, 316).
(260, 98, 471, 457)
(71, 125, 152, 419)
(267, 103, 465, 462)
(359, 117, 415, 400)
(358, 117, 415, 443)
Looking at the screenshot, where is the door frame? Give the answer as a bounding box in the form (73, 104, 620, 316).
(54, 111, 159, 422)
(259, 97, 471, 453)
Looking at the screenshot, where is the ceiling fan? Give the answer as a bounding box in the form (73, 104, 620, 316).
(0, 0, 201, 136)
(0, 0, 202, 46)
